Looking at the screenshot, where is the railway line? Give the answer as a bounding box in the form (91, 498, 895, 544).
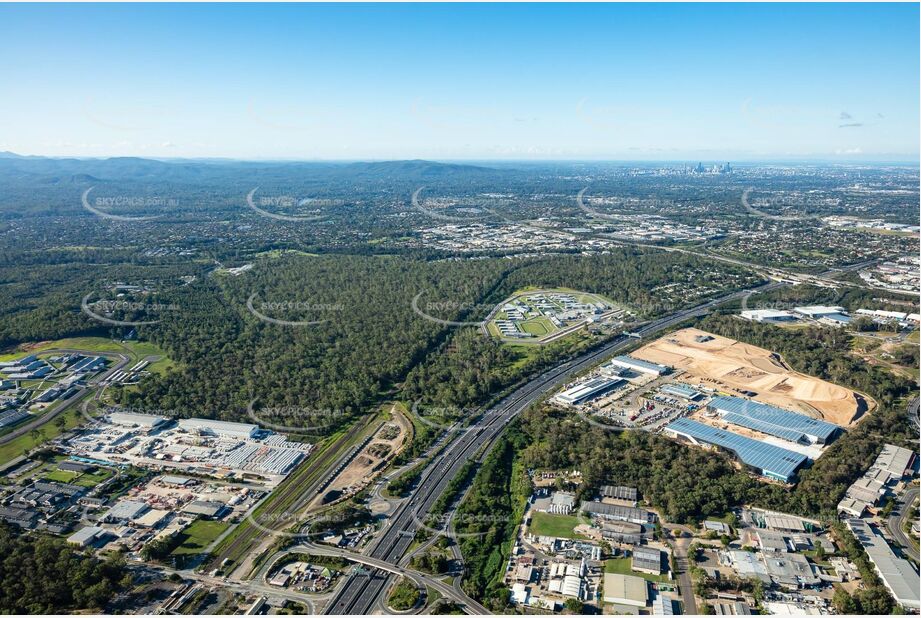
(207, 416, 379, 575)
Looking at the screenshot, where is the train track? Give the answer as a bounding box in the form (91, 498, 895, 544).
(207, 417, 378, 574)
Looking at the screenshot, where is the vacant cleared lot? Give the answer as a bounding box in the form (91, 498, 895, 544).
(172, 520, 231, 555)
(632, 327, 870, 426)
(528, 511, 586, 540)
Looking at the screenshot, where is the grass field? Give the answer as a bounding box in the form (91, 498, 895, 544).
(74, 467, 115, 487)
(42, 468, 80, 483)
(520, 318, 552, 336)
(172, 520, 232, 555)
(604, 557, 671, 583)
(528, 511, 586, 540)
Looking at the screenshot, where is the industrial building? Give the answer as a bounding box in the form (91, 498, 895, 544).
(606, 355, 670, 376)
(602, 573, 648, 608)
(547, 492, 576, 515)
(660, 382, 703, 401)
(792, 305, 847, 319)
(837, 443, 916, 516)
(102, 499, 149, 523)
(631, 546, 663, 575)
(652, 594, 676, 615)
(761, 552, 821, 588)
(600, 521, 645, 545)
(0, 409, 30, 429)
(67, 526, 109, 547)
(600, 485, 638, 503)
(555, 377, 625, 405)
(740, 309, 799, 323)
(845, 519, 920, 611)
(664, 418, 808, 483)
(873, 444, 916, 481)
(707, 396, 840, 445)
(793, 305, 852, 326)
(178, 418, 259, 439)
(181, 500, 225, 518)
(108, 411, 169, 429)
(581, 501, 655, 524)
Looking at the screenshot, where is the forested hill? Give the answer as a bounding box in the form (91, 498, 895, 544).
(111, 250, 759, 431)
(0, 154, 503, 186)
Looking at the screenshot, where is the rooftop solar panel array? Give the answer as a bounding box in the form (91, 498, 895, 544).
(665, 417, 808, 482)
(709, 396, 839, 443)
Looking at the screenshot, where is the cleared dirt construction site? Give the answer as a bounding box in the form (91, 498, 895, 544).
(632, 327, 872, 426)
(307, 407, 410, 512)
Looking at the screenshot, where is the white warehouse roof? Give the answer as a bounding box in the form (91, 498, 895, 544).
(178, 418, 258, 438)
(602, 573, 648, 607)
(108, 412, 168, 428)
(846, 519, 920, 610)
(608, 355, 669, 375)
(793, 305, 847, 317)
(740, 309, 799, 322)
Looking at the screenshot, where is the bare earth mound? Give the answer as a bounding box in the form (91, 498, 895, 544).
(632, 327, 872, 426)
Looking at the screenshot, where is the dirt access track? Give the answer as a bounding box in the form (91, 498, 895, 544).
(632, 327, 873, 426)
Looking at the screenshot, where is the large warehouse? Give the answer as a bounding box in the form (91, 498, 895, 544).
(178, 418, 259, 439)
(602, 573, 648, 608)
(740, 309, 800, 323)
(846, 518, 920, 611)
(707, 396, 840, 445)
(108, 412, 169, 430)
(664, 418, 808, 483)
(556, 377, 625, 405)
(607, 355, 670, 376)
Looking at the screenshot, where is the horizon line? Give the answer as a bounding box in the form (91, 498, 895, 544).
(2, 151, 919, 166)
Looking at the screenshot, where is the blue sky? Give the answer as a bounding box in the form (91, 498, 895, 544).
(1, 3, 918, 161)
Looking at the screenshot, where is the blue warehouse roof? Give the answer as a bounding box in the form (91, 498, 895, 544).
(708, 396, 839, 443)
(665, 417, 808, 482)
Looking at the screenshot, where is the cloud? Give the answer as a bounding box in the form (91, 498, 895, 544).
(839, 122, 864, 128)
(839, 111, 853, 120)
(835, 147, 863, 155)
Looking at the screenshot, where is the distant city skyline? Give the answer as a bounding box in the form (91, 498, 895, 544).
(1, 3, 918, 161)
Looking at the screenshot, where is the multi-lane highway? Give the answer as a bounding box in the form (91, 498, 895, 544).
(323, 282, 781, 614)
